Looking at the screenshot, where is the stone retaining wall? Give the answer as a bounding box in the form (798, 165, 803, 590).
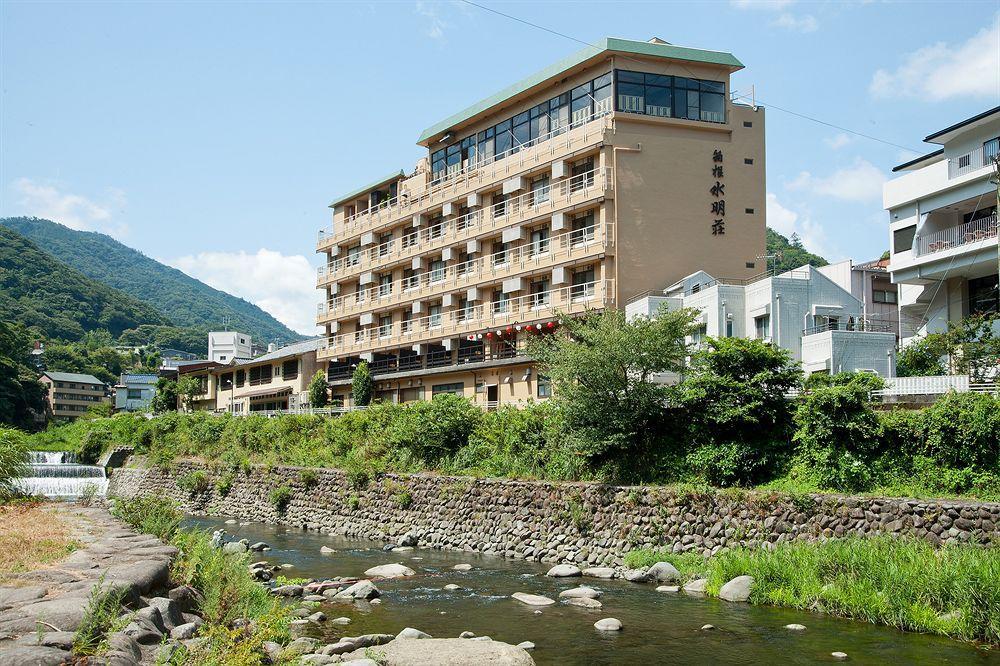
(109, 461, 1000, 567)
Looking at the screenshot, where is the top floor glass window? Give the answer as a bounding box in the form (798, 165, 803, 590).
(615, 70, 725, 123)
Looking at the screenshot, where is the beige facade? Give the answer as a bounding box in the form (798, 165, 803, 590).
(316, 38, 765, 407)
(39, 371, 110, 420)
(180, 339, 324, 413)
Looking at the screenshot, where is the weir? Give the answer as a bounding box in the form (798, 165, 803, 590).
(17, 451, 108, 498)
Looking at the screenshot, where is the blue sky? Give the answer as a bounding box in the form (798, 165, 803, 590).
(2, 1, 998, 334)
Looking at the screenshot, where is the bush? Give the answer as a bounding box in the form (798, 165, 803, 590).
(72, 577, 127, 656)
(0, 428, 28, 500)
(299, 469, 319, 488)
(920, 392, 1000, 470)
(351, 362, 373, 407)
(177, 470, 211, 494)
(215, 471, 235, 496)
(269, 485, 292, 513)
(110, 495, 182, 540)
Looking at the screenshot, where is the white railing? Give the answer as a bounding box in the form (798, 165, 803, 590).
(915, 215, 998, 257)
(948, 143, 998, 179)
(316, 167, 611, 283)
(321, 225, 607, 316)
(321, 279, 612, 354)
(872, 375, 999, 397)
(318, 111, 612, 243)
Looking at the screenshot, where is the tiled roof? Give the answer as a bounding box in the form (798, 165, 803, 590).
(235, 338, 325, 366)
(41, 371, 105, 385)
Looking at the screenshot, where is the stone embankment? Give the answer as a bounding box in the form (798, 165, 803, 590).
(0, 505, 200, 666)
(110, 460, 1000, 567)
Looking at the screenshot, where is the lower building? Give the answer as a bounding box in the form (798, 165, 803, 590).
(114, 374, 159, 412)
(38, 371, 110, 420)
(626, 264, 897, 377)
(817, 258, 899, 341)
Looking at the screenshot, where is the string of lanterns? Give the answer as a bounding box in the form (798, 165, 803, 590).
(466, 320, 559, 341)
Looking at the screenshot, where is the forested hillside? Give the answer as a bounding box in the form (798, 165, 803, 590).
(2, 217, 304, 345)
(0, 226, 169, 339)
(766, 228, 829, 273)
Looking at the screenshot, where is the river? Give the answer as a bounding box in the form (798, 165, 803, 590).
(185, 516, 998, 665)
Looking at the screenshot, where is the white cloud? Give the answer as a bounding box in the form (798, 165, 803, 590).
(870, 16, 1000, 100)
(824, 133, 853, 150)
(415, 1, 447, 40)
(766, 192, 833, 259)
(772, 13, 818, 33)
(731, 0, 794, 9)
(169, 249, 320, 336)
(9, 178, 128, 235)
(787, 158, 886, 203)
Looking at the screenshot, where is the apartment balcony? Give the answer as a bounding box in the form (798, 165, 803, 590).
(317, 167, 612, 287)
(316, 112, 613, 250)
(317, 279, 615, 359)
(949, 143, 998, 180)
(317, 224, 612, 324)
(914, 215, 998, 257)
(893, 214, 998, 283)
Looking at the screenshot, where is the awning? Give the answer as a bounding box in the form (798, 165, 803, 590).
(242, 386, 293, 401)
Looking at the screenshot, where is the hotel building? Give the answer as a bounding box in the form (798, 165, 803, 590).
(316, 37, 766, 406)
(884, 107, 999, 345)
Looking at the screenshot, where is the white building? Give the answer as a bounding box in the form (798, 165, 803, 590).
(627, 265, 897, 377)
(884, 107, 999, 345)
(208, 331, 252, 364)
(817, 258, 899, 340)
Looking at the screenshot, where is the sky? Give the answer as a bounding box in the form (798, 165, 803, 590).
(2, 1, 998, 335)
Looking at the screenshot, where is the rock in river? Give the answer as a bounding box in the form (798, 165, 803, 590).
(718, 576, 753, 603)
(545, 564, 581, 577)
(648, 562, 681, 583)
(397, 627, 432, 639)
(594, 618, 622, 631)
(582, 567, 615, 579)
(683, 579, 708, 595)
(511, 592, 555, 606)
(565, 597, 602, 609)
(334, 580, 380, 600)
(558, 586, 601, 599)
(452, 563, 473, 571)
(364, 563, 416, 578)
(340, 638, 534, 665)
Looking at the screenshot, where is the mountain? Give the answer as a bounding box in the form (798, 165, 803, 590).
(2, 217, 304, 346)
(766, 228, 829, 273)
(0, 226, 169, 339)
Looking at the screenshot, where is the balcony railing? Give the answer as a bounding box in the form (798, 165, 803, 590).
(319, 279, 613, 356)
(316, 166, 611, 284)
(319, 224, 608, 319)
(802, 318, 896, 336)
(914, 215, 998, 257)
(318, 111, 612, 245)
(948, 143, 998, 179)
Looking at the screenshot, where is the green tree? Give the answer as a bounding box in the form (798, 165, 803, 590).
(308, 370, 329, 408)
(0, 322, 47, 429)
(528, 307, 698, 481)
(896, 334, 949, 377)
(150, 378, 179, 413)
(765, 228, 828, 273)
(351, 362, 373, 407)
(946, 314, 1000, 383)
(176, 375, 203, 412)
(0, 427, 28, 500)
(679, 337, 801, 487)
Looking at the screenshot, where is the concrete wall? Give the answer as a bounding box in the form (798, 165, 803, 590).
(110, 462, 1000, 567)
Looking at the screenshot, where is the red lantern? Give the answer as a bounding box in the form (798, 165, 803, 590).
(546, 321, 556, 329)
(486, 332, 493, 339)
(505, 326, 514, 334)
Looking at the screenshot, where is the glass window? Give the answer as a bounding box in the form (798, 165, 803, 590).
(755, 315, 771, 339)
(530, 226, 550, 255)
(969, 274, 999, 316)
(493, 192, 509, 217)
(893, 226, 916, 253)
(235, 370, 245, 387)
(432, 382, 464, 397)
(428, 303, 443, 328)
(282, 359, 298, 380)
(495, 120, 512, 156)
(615, 70, 725, 123)
(617, 81, 645, 114)
(531, 176, 550, 205)
(536, 374, 552, 398)
(572, 212, 596, 245)
(493, 240, 509, 265)
(379, 315, 392, 338)
(701, 91, 725, 123)
(379, 272, 392, 297)
(646, 86, 671, 117)
(571, 266, 596, 300)
(429, 259, 446, 283)
(530, 278, 551, 307)
(492, 289, 510, 314)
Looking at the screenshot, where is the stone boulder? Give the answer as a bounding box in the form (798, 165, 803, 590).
(683, 579, 708, 595)
(335, 580, 380, 600)
(545, 564, 581, 578)
(511, 593, 555, 606)
(581, 567, 615, 579)
(364, 563, 416, 578)
(341, 638, 534, 665)
(594, 618, 622, 631)
(565, 597, 602, 608)
(397, 627, 432, 639)
(622, 568, 652, 583)
(648, 562, 681, 583)
(718, 576, 753, 603)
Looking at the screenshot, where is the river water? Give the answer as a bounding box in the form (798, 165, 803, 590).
(185, 516, 997, 665)
(16, 451, 108, 498)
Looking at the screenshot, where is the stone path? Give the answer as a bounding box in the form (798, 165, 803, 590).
(0, 505, 179, 666)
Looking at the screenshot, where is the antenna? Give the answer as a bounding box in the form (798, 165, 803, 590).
(756, 252, 780, 275)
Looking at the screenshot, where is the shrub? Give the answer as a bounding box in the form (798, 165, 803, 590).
(299, 469, 319, 488)
(0, 428, 28, 500)
(394, 490, 413, 509)
(269, 485, 292, 513)
(72, 576, 127, 656)
(346, 494, 360, 510)
(177, 470, 211, 494)
(308, 370, 329, 408)
(215, 471, 235, 496)
(110, 495, 182, 540)
(920, 392, 1000, 470)
(351, 362, 373, 407)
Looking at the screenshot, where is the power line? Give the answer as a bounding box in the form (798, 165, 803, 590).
(459, 0, 924, 154)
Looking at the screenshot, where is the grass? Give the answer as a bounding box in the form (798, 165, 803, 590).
(109, 495, 182, 541)
(0, 502, 79, 580)
(626, 536, 1000, 645)
(73, 576, 128, 656)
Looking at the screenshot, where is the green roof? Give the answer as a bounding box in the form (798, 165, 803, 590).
(417, 37, 744, 144)
(328, 170, 405, 209)
(41, 371, 105, 385)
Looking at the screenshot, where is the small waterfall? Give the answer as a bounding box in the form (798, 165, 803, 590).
(17, 451, 108, 498)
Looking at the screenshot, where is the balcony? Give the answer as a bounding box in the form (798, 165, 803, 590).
(949, 142, 998, 179)
(317, 167, 612, 286)
(318, 279, 614, 358)
(914, 215, 998, 257)
(317, 111, 612, 249)
(317, 224, 612, 324)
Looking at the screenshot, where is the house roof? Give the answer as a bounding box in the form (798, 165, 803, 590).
(328, 170, 405, 209)
(40, 371, 105, 385)
(416, 37, 744, 144)
(924, 106, 1000, 145)
(891, 148, 944, 173)
(234, 337, 325, 367)
(119, 374, 159, 385)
